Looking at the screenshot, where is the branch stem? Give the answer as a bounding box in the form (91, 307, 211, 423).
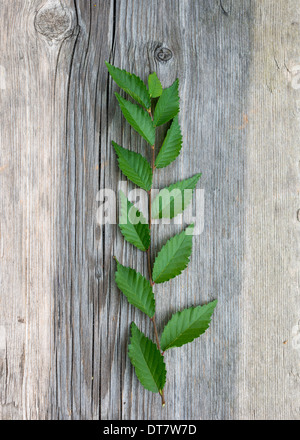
(147, 110, 165, 407)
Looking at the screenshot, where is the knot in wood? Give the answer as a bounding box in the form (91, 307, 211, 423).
(35, 4, 73, 41)
(95, 268, 102, 280)
(155, 47, 173, 63)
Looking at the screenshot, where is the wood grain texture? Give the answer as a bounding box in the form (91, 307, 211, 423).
(238, 0, 300, 420)
(0, 0, 299, 420)
(0, 0, 77, 419)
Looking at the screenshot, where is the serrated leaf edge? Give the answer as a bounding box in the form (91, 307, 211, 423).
(106, 61, 151, 109)
(128, 322, 167, 393)
(151, 173, 202, 220)
(160, 300, 218, 351)
(153, 78, 180, 127)
(115, 93, 155, 145)
(152, 224, 194, 284)
(112, 141, 152, 191)
(115, 260, 155, 318)
(119, 191, 150, 251)
(155, 115, 183, 169)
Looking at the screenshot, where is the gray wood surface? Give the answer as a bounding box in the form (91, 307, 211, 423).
(0, 0, 299, 420)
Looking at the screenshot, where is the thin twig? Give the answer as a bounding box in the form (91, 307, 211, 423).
(147, 110, 166, 407)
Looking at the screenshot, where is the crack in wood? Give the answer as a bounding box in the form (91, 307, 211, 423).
(220, 0, 230, 16)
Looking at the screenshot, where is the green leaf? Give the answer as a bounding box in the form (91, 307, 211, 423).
(148, 72, 163, 98)
(115, 94, 155, 146)
(112, 141, 152, 191)
(153, 79, 179, 127)
(155, 116, 182, 168)
(152, 224, 194, 284)
(128, 322, 166, 393)
(115, 261, 155, 318)
(106, 61, 151, 109)
(152, 173, 202, 219)
(160, 300, 218, 351)
(119, 191, 150, 251)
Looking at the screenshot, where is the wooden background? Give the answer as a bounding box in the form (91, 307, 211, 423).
(0, 0, 300, 420)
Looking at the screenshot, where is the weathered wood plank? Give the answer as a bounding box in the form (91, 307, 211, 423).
(49, 0, 113, 420)
(52, 0, 253, 420)
(98, 0, 253, 420)
(1, 0, 299, 420)
(0, 0, 77, 419)
(238, 0, 300, 420)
